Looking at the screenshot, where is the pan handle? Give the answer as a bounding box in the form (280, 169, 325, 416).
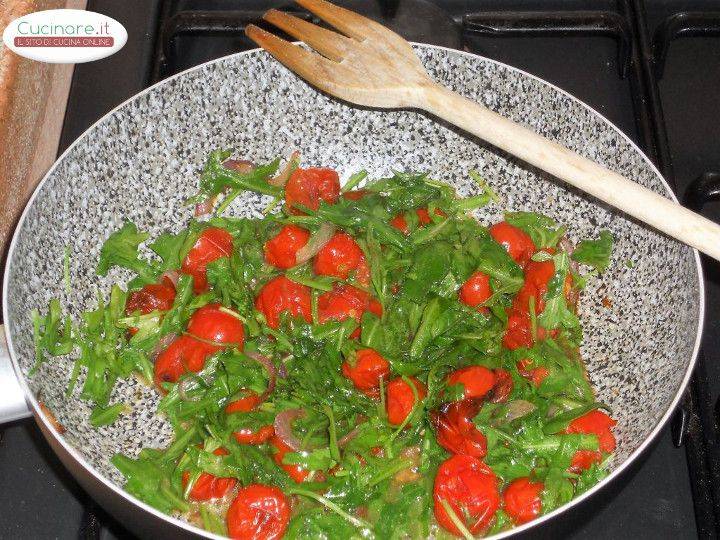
(0, 325, 31, 423)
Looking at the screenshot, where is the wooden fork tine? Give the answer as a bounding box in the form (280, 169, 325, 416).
(263, 9, 350, 62)
(245, 25, 342, 89)
(294, 0, 372, 40)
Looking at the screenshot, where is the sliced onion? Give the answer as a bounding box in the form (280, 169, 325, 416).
(161, 270, 180, 287)
(493, 399, 536, 425)
(194, 200, 214, 217)
(223, 159, 255, 173)
(273, 408, 306, 451)
(245, 351, 277, 400)
(337, 426, 361, 447)
(559, 236, 580, 308)
(295, 223, 336, 265)
(151, 332, 177, 361)
(267, 151, 300, 187)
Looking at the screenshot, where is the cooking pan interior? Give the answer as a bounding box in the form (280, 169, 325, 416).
(4, 45, 702, 514)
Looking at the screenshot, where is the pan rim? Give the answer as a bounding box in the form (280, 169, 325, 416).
(2, 43, 705, 539)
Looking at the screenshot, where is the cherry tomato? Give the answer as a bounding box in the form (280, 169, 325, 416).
(342, 189, 370, 201)
(564, 410, 617, 453)
(342, 348, 390, 397)
(503, 477, 544, 524)
(187, 303, 244, 350)
(489, 368, 513, 403)
(516, 358, 550, 387)
(181, 447, 236, 501)
(126, 278, 176, 315)
(416, 207, 447, 225)
(513, 258, 555, 314)
(489, 222, 536, 267)
(433, 454, 500, 536)
(459, 271, 492, 309)
(570, 449, 602, 471)
(447, 366, 496, 399)
(503, 310, 532, 350)
(285, 167, 340, 214)
(317, 284, 382, 339)
(313, 232, 365, 281)
(432, 399, 487, 458)
(255, 276, 312, 329)
(232, 424, 275, 445)
(270, 435, 309, 482)
(264, 225, 310, 269)
(227, 484, 290, 540)
(154, 335, 215, 386)
(225, 391, 262, 414)
(390, 207, 447, 235)
(390, 214, 409, 234)
(181, 227, 233, 293)
(386, 377, 427, 426)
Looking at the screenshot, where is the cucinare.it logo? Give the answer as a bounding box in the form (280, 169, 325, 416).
(2, 9, 127, 63)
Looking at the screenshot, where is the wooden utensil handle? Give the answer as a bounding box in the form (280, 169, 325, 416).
(420, 84, 720, 261)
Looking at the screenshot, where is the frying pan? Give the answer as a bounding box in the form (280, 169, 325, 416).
(0, 44, 704, 538)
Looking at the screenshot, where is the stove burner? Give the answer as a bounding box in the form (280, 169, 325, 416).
(338, 0, 462, 49)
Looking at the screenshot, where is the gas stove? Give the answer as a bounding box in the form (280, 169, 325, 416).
(1, 0, 718, 538)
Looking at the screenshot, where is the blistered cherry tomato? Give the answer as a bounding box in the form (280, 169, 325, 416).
(187, 303, 244, 350)
(564, 410, 616, 472)
(342, 348, 390, 397)
(502, 310, 533, 350)
(503, 477, 544, 525)
(513, 258, 555, 314)
(313, 232, 365, 281)
(181, 227, 233, 293)
(255, 276, 312, 329)
(386, 377, 427, 426)
(232, 424, 275, 445)
(416, 207, 447, 225)
(126, 277, 176, 315)
(570, 449, 602, 471)
(285, 167, 340, 214)
(317, 284, 382, 339)
(459, 271, 492, 309)
(490, 222, 536, 267)
(447, 366, 496, 399)
(181, 447, 236, 501)
(270, 436, 309, 483)
(516, 358, 550, 387)
(342, 189, 370, 201)
(433, 454, 500, 536)
(565, 410, 617, 453)
(225, 390, 262, 414)
(264, 225, 310, 269)
(390, 214, 409, 234)
(154, 335, 215, 386)
(489, 368, 513, 403)
(432, 399, 487, 458)
(227, 484, 290, 540)
(390, 207, 446, 235)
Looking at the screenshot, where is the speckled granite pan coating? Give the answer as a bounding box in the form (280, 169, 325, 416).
(4, 44, 702, 514)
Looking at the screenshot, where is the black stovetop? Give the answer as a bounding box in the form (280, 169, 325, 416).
(1, 0, 719, 538)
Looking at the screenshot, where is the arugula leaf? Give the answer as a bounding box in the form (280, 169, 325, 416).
(96, 222, 156, 284)
(191, 149, 282, 203)
(31, 299, 73, 373)
(89, 403, 127, 427)
(286, 509, 361, 540)
(572, 230, 614, 272)
(538, 252, 580, 334)
(150, 230, 189, 271)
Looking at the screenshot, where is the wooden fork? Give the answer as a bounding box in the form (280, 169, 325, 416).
(246, 0, 720, 261)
